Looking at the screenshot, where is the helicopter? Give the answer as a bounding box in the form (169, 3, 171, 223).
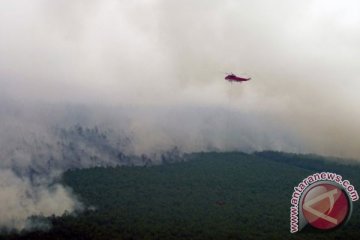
(225, 73, 251, 82)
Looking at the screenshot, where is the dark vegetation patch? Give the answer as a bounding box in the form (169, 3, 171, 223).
(2, 151, 360, 240)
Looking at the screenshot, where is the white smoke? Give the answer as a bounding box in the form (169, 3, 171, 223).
(1, 0, 360, 231)
(0, 169, 81, 231)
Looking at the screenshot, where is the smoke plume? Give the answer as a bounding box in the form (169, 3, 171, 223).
(1, 0, 360, 231)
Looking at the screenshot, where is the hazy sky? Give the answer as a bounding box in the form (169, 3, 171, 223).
(1, 0, 360, 231)
(1, 0, 360, 158)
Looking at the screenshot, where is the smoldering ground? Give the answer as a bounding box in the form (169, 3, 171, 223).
(1, 0, 360, 231)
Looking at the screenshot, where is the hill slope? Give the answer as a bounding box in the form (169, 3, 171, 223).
(2, 151, 360, 240)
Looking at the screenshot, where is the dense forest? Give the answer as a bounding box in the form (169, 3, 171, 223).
(1, 151, 360, 240)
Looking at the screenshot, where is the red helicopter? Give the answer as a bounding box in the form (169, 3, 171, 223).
(225, 73, 251, 82)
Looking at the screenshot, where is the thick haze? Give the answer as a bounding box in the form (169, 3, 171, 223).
(1, 0, 360, 158)
(1, 0, 360, 230)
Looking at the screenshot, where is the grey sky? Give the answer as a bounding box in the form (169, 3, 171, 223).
(1, 0, 360, 230)
(1, 0, 360, 157)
